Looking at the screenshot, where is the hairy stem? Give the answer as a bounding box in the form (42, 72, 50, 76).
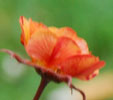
(70, 84, 86, 100)
(33, 77, 49, 100)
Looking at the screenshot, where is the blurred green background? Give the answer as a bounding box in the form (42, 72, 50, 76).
(0, 0, 113, 100)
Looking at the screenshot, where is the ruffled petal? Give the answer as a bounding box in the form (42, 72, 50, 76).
(48, 37, 81, 65)
(75, 60, 105, 80)
(20, 16, 30, 45)
(76, 70, 99, 80)
(75, 37, 89, 54)
(25, 28, 57, 65)
(58, 55, 105, 79)
(29, 19, 47, 35)
(49, 27, 89, 54)
(19, 16, 47, 46)
(49, 27, 77, 38)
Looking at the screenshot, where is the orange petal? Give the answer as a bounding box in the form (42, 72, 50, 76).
(29, 19, 47, 35)
(58, 55, 105, 79)
(49, 27, 89, 54)
(48, 37, 81, 65)
(20, 16, 47, 45)
(49, 27, 77, 38)
(76, 70, 99, 80)
(25, 28, 57, 65)
(20, 16, 30, 45)
(75, 37, 89, 54)
(75, 61, 105, 80)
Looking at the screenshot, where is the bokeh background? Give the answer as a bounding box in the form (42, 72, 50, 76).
(0, 0, 113, 100)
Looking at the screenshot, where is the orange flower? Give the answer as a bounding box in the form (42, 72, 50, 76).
(19, 16, 105, 80)
(0, 16, 106, 100)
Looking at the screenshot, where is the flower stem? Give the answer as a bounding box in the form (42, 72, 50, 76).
(33, 77, 49, 100)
